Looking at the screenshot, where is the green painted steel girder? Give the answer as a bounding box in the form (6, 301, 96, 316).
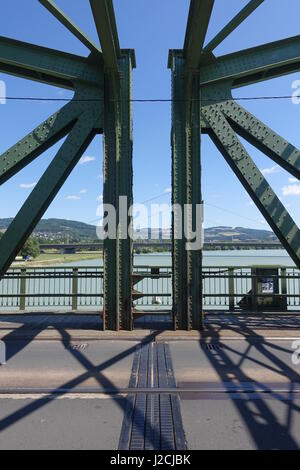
(203, 0, 264, 54)
(183, 0, 214, 101)
(222, 101, 300, 180)
(200, 35, 300, 88)
(0, 36, 102, 89)
(184, 0, 214, 54)
(90, 0, 120, 71)
(170, 0, 300, 331)
(203, 106, 300, 266)
(199, 80, 300, 267)
(39, 0, 102, 55)
(0, 0, 135, 332)
(170, 53, 188, 329)
(117, 54, 134, 331)
(0, 102, 84, 185)
(103, 51, 134, 331)
(102, 82, 118, 330)
(0, 95, 101, 278)
(170, 50, 203, 330)
(186, 76, 203, 330)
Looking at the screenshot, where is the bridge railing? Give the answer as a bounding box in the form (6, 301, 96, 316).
(133, 265, 172, 308)
(0, 265, 299, 312)
(0, 266, 173, 311)
(0, 267, 104, 310)
(202, 267, 300, 310)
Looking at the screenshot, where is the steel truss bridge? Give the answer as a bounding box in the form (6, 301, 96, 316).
(0, 0, 299, 330)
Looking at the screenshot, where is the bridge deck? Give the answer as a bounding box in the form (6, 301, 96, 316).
(0, 312, 299, 341)
(0, 317, 299, 450)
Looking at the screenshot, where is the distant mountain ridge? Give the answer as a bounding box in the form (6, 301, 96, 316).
(0, 218, 96, 241)
(204, 226, 277, 242)
(0, 218, 277, 243)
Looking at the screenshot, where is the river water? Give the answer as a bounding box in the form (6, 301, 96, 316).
(62, 249, 296, 268)
(60, 250, 298, 311)
(1, 250, 298, 311)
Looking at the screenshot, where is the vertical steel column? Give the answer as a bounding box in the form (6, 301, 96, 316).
(171, 52, 203, 330)
(117, 52, 134, 330)
(103, 80, 119, 330)
(103, 52, 134, 330)
(171, 53, 188, 329)
(186, 77, 203, 329)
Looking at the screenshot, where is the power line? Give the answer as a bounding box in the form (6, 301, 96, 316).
(0, 95, 299, 103)
(87, 190, 171, 224)
(90, 199, 261, 227)
(140, 191, 171, 205)
(205, 202, 267, 225)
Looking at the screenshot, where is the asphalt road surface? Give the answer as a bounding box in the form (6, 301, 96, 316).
(170, 339, 300, 450)
(0, 396, 125, 450)
(0, 337, 299, 449)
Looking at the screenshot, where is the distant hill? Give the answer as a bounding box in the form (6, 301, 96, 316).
(0, 219, 277, 243)
(204, 226, 277, 242)
(0, 218, 97, 242)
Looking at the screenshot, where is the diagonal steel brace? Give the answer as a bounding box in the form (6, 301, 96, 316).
(203, 106, 300, 267)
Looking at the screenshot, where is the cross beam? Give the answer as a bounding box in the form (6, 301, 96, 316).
(39, 0, 102, 55)
(201, 36, 300, 88)
(203, 0, 264, 54)
(184, 0, 214, 56)
(183, 0, 214, 101)
(90, 0, 120, 72)
(0, 36, 101, 89)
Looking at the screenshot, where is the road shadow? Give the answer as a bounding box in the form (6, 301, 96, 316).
(198, 317, 300, 449)
(0, 314, 103, 364)
(0, 328, 164, 449)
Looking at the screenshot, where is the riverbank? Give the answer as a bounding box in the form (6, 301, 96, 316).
(11, 252, 103, 268)
(9, 249, 295, 269)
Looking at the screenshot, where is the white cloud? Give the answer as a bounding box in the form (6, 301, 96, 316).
(80, 189, 88, 194)
(164, 187, 172, 194)
(289, 177, 298, 183)
(65, 195, 81, 200)
(282, 184, 300, 196)
(261, 165, 280, 176)
(19, 182, 37, 189)
(97, 194, 103, 202)
(79, 156, 96, 165)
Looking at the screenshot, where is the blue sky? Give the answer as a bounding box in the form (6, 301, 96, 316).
(0, 0, 299, 231)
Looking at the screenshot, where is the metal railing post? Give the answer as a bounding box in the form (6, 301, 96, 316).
(281, 267, 287, 309)
(72, 268, 78, 310)
(251, 268, 258, 312)
(281, 268, 287, 295)
(228, 268, 235, 311)
(19, 268, 26, 311)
